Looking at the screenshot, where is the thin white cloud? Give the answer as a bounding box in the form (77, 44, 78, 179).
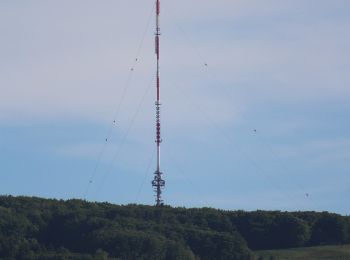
(1, 0, 349, 125)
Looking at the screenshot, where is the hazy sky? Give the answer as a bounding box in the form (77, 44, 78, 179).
(1, 0, 350, 214)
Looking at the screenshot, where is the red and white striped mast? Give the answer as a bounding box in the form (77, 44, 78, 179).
(152, 0, 165, 206)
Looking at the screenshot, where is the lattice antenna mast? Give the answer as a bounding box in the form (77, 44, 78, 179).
(152, 0, 165, 206)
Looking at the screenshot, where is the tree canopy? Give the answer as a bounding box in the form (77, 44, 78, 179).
(0, 196, 349, 259)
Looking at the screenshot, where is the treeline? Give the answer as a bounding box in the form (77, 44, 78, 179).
(0, 196, 349, 259)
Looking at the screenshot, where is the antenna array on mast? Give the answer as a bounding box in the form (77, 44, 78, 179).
(151, 0, 165, 206)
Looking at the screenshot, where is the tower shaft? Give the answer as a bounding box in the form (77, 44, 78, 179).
(152, 0, 165, 206)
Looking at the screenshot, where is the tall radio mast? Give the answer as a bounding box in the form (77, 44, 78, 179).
(151, 0, 165, 206)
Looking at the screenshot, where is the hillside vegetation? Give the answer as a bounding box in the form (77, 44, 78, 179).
(0, 196, 349, 259)
(255, 244, 350, 259)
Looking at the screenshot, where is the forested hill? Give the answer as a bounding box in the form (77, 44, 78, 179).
(0, 196, 349, 260)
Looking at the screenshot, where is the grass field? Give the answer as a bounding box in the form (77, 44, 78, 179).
(254, 244, 350, 260)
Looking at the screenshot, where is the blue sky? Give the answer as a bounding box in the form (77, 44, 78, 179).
(1, 0, 350, 214)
